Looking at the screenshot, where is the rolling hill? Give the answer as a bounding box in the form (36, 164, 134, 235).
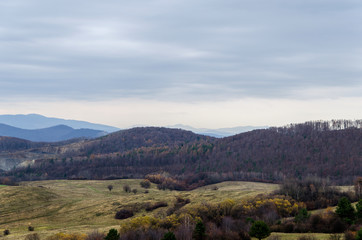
(1, 120, 361, 185)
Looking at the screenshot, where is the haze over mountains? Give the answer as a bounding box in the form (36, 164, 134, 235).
(168, 124, 268, 137)
(0, 114, 268, 140)
(0, 124, 107, 142)
(0, 114, 120, 132)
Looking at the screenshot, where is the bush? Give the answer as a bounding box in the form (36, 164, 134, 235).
(140, 179, 151, 188)
(146, 201, 168, 212)
(4, 229, 10, 235)
(28, 225, 35, 231)
(132, 189, 137, 194)
(25, 233, 40, 240)
(123, 184, 131, 193)
(115, 209, 134, 219)
(107, 185, 113, 191)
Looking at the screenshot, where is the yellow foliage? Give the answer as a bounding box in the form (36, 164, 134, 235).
(120, 215, 160, 233)
(161, 214, 180, 229)
(46, 233, 87, 240)
(219, 199, 236, 216)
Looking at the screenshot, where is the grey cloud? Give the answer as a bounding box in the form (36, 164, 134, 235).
(0, 0, 361, 101)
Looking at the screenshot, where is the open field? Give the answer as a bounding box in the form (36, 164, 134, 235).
(0, 180, 279, 239)
(267, 232, 340, 240)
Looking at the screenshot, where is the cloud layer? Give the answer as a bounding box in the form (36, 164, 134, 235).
(0, 0, 361, 127)
(1, 0, 362, 100)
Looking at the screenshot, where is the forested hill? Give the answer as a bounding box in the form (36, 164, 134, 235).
(80, 127, 214, 154)
(0, 136, 42, 151)
(3, 120, 362, 184)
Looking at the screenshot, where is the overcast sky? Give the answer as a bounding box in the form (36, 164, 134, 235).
(0, 0, 361, 128)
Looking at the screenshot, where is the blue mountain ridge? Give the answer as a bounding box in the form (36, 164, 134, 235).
(0, 123, 107, 142)
(0, 114, 119, 132)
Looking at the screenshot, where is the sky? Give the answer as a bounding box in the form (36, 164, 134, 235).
(0, 0, 361, 128)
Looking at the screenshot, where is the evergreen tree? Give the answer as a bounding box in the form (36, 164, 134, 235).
(356, 199, 362, 220)
(162, 231, 176, 240)
(105, 228, 120, 240)
(249, 221, 270, 240)
(193, 220, 206, 240)
(335, 197, 355, 224)
(357, 229, 362, 240)
(294, 208, 310, 223)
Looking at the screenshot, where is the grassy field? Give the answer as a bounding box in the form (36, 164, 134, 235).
(0, 179, 279, 239)
(267, 232, 340, 240)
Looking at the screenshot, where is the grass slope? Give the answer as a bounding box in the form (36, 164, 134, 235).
(0, 180, 278, 239)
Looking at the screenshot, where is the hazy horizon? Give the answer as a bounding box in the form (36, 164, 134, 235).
(1, 1, 361, 128)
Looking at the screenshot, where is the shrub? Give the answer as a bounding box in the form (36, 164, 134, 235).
(25, 233, 40, 240)
(146, 201, 168, 212)
(123, 184, 131, 193)
(140, 179, 151, 188)
(4, 229, 10, 235)
(132, 188, 137, 194)
(107, 185, 113, 191)
(105, 229, 119, 240)
(250, 221, 270, 240)
(28, 225, 35, 231)
(115, 209, 134, 219)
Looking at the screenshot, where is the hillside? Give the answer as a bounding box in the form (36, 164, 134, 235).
(80, 126, 214, 154)
(0, 180, 279, 239)
(2, 120, 362, 184)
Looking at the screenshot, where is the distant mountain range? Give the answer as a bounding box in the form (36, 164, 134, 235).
(0, 124, 107, 142)
(0, 114, 120, 133)
(168, 124, 268, 137)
